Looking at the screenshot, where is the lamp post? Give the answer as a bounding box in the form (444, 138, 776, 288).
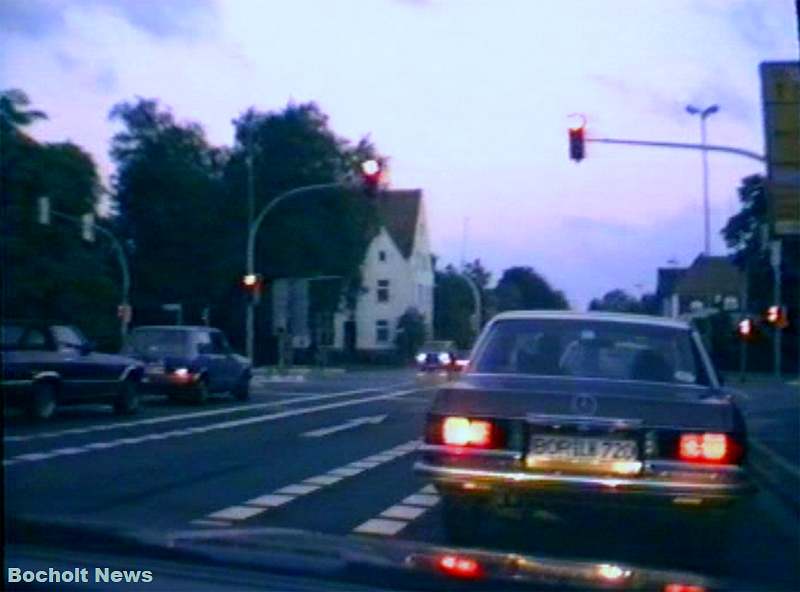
(686, 104, 720, 256)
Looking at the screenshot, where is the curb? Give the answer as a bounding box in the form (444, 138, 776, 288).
(748, 438, 800, 514)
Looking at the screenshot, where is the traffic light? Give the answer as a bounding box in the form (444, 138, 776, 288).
(360, 159, 384, 195)
(241, 273, 264, 304)
(737, 317, 756, 341)
(765, 305, 788, 329)
(568, 125, 585, 162)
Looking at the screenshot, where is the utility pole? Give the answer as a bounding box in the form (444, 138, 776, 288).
(245, 128, 256, 364)
(771, 240, 782, 377)
(686, 104, 720, 255)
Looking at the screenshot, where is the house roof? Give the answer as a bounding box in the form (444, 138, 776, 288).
(656, 267, 686, 298)
(374, 190, 422, 259)
(673, 255, 744, 298)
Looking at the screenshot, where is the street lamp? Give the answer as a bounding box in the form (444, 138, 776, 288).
(686, 103, 720, 256)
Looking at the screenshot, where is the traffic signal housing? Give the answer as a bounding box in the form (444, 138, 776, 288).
(568, 125, 585, 162)
(764, 305, 788, 329)
(360, 159, 384, 195)
(241, 273, 264, 304)
(737, 317, 756, 341)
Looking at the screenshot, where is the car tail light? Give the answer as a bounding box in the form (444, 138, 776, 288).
(437, 554, 483, 579)
(442, 416, 493, 447)
(678, 433, 740, 464)
(664, 584, 706, 592)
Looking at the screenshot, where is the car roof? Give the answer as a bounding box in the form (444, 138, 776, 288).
(490, 310, 690, 330)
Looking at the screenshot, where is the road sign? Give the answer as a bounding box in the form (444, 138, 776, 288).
(760, 62, 800, 236)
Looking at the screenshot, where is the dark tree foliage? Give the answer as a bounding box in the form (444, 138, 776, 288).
(434, 265, 477, 349)
(2, 89, 119, 349)
(395, 307, 427, 361)
(494, 266, 569, 312)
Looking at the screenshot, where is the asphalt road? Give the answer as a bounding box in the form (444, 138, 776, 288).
(4, 369, 800, 590)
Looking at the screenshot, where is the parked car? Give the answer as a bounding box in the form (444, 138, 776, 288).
(0, 321, 143, 420)
(415, 311, 755, 548)
(122, 326, 251, 404)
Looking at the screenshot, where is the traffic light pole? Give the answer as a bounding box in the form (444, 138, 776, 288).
(50, 210, 131, 341)
(245, 182, 346, 363)
(585, 138, 766, 164)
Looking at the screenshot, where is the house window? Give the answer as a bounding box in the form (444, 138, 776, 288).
(377, 279, 390, 302)
(379, 250, 387, 262)
(376, 320, 390, 343)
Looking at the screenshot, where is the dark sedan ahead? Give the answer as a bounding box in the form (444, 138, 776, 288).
(122, 326, 251, 404)
(415, 311, 755, 548)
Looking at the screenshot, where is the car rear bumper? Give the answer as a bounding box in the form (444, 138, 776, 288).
(414, 453, 755, 506)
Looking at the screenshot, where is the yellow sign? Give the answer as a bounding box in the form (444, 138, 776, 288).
(761, 61, 800, 236)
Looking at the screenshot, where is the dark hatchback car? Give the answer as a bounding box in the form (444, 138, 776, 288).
(122, 326, 251, 404)
(415, 311, 754, 549)
(0, 321, 143, 420)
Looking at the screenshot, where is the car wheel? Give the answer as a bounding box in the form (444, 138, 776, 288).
(440, 494, 488, 544)
(192, 378, 209, 405)
(28, 381, 57, 421)
(232, 373, 250, 401)
(114, 380, 140, 415)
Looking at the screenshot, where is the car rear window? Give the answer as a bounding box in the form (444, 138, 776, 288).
(472, 319, 709, 386)
(125, 329, 189, 357)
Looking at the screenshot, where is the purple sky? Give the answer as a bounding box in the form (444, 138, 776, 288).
(2, 0, 797, 308)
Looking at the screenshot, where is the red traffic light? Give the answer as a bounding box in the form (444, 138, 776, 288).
(765, 305, 788, 329)
(569, 127, 585, 162)
(360, 159, 384, 194)
(737, 317, 755, 340)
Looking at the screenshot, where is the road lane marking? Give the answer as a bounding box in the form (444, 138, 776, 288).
(353, 485, 439, 537)
(3, 384, 414, 444)
(247, 494, 295, 507)
(195, 439, 421, 526)
(380, 505, 426, 520)
(750, 438, 800, 479)
(275, 484, 320, 495)
(4, 388, 429, 467)
(353, 519, 407, 536)
(301, 414, 387, 438)
(419, 484, 437, 494)
(208, 506, 265, 520)
(402, 493, 440, 507)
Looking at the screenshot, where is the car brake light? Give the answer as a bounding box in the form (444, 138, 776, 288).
(664, 584, 706, 592)
(437, 554, 483, 579)
(442, 416, 493, 447)
(678, 433, 736, 463)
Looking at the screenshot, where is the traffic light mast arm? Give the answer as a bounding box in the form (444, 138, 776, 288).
(246, 182, 344, 275)
(50, 209, 130, 307)
(586, 138, 766, 164)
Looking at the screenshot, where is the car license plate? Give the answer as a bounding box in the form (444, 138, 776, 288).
(528, 436, 638, 461)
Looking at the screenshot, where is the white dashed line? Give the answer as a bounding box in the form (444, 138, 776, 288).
(208, 506, 266, 521)
(353, 485, 440, 537)
(402, 493, 440, 507)
(50, 447, 85, 456)
(246, 494, 296, 508)
(4, 389, 426, 467)
(353, 518, 408, 536)
(195, 439, 421, 525)
(380, 505, 427, 520)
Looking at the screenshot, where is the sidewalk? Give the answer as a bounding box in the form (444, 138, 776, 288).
(729, 374, 800, 513)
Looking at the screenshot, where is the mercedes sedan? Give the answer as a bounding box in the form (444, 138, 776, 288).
(415, 311, 755, 549)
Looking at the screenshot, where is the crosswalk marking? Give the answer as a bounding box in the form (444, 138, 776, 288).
(303, 475, 343, 486)
(246, 494, 295, 507)
(402, 493, 439, 507)
(208, 505, 265, 520)
(275, 484, 320, 495)
(380, 505, 426, 520)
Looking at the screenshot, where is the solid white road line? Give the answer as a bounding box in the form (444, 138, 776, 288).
(4, 384, 412, 443)
(4, 388, 428, 467)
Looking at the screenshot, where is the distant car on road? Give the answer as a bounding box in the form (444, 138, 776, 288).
(415, 311, 755, 548)
(122, 326, 251, 404)
(1, 321, 143, 420)
(415, 341, 457, 372)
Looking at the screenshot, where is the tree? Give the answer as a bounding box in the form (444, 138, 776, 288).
(395, 307, 427, 361)
(494, 266, 569, 312)
(2, 90, 119, 348)
(462, 258, 492, 325)
(434, 264, 476, 349)
(588, 289, 642, 313)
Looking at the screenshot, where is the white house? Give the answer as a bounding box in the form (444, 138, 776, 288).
(271, 189, 434, 355)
